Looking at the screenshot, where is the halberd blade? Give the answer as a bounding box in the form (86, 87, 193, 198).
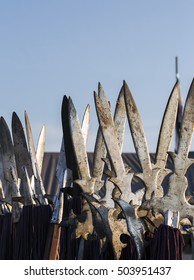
(141, 79, 194, 227)
(68, 97, 90, 179)
(68, 97, 95, 194)
(93, 83, 127, 206)
(151, 82, 179, 197)
(94, 91, 137, 203)
(94, 91, 125, 178)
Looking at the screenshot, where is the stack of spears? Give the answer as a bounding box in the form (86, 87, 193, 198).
(0, 79, 194, 260)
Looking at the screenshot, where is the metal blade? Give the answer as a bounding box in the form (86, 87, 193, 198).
(12, 112, 36, 205)
(0, 117, 19, 190)
(24, 111, 38, 178)
(36, 125, 46, 174)
(94, 91, 137, 203)
(123, 80, 152, 172)
(114, 199, 146, 260)
(12, 112, 33, 179)
(61, 95, 78, 180)
(92, 84, 126, 197)
(56, 139, 67, 186)
(68, 97, 91, 180)
(92, 83, 109, 186)
(114, 85, 127, 151)
(141, 79, 194, 227)
(81, 104, 90, 147)
(0, 117, 22, 222)
(155, 81, 179, 168)
(24, 111, 48, 205)
(94, 91, 125, 178)
(176, 78, 194, 170)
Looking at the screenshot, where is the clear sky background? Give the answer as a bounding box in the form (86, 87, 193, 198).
(1, 0, 194, 153)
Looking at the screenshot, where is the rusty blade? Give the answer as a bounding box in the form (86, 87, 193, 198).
(176, 78, 194, 167)
(123, 80, 152, 172)
(94, 90, 137, 203)
(114, 199, 146, 260)
(92, 83, 109, 180)
(68, 97, 92, 187)
(155, 81, 179, 168)
(114, 85, 127, 151)
(36, 125, 46, 174)
(94, 91, 125, 178)
(93, 84, 126, 197)
(81, 104, 90, 147)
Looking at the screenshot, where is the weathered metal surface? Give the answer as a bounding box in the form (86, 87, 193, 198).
(108, 207, 130, 259)
(51, 139, 68, 224)
(141, 78, 194, 227)
(94, 90, 136, 204)
(124, 80, 179, 201)
(24, 111, 48, 205)
(0, 117, 23, 222)
(68, 97, 95, 239)
(123, 81, 152, 174)
(74, 201, 94, 240)
(12, 112, 34, 179)
(152, 81, 179, 197)
(92, 83, 109, 193)
(93, 83, 127, 207)
(11, 112, 36, 206)
(0, 76, 193, 259)
(68, 97, 95, 194)
(114, 85, 127, 151)
(84, 193, 129, 260)
(115, 199, 147, 260)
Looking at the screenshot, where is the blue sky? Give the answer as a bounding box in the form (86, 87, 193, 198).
(1, 0, 194, 153)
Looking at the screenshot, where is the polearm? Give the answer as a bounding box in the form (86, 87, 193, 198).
(43, 139, 72, 259)
(44, 95, 78, 260)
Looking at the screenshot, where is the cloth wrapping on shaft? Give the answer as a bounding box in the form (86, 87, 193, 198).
(12, 204, 52, 260)
(0, 213, 12, 259)
(147, 224, 185, 260)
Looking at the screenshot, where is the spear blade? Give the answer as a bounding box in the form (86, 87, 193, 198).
(0, 117, 22, 222)
(12, 112, 36, 205)
(24, 111, 48, 205)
